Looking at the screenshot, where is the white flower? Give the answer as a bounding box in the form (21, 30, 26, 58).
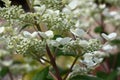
(70, 28, 85, 37)
(23, 31, 38, 38)
(56, 37, 72, 45)
(102, 44, 117, 53)
(0, 27, 5, 34)
(102, 44, 113, 51)
(82, 52, 103, 68)
(82, 53, 96, 68)
(39, 30, 54, 39)
(101, 32, 117, 41)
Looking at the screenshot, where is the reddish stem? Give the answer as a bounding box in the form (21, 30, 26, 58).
(46, 45, 62, 80)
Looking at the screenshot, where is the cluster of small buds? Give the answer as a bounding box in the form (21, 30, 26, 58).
(37, 0, 64, 10)
(0, 5, 24, 21)
(62, 39, 101, 56)
(16, 38, 31, 54)
(7, 36, 20, 49)
(83, 39, 101, 53)
(42, 10, 75, 32)
(62, 39, 84, 55)
(8, 36, 46, 55)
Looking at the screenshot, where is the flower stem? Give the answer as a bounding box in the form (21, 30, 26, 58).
(46, 45, 62, 80)
(63, 56, 79, 80)
(8, 69, 14, 80)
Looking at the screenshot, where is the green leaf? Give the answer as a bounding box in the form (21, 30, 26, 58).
(96, 71, 108, 79)
(111, 39, 120, 45)
(32, 66, 49, 80)
(0, 67, 9, 77)
(108, 53, 120, 69)
(94, 26, 103, 33)
(106, 71, 118, 80)
(69, 75, 103, 80)
(47, 66, 69, 80)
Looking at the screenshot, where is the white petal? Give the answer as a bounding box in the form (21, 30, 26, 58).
(70, 28, 85, 37)
(48, 40, 60, 47)
(47, 9, 54, 14)
(93, 51, 107, 57)
(39, 32, 47, 38)
(45, 30, 54, 38)
(101, 33, 109, 40)
(68, 0, 78, 10)
(79, 40, 89, 47)
(34, 6, 41, 11)
(109, 11, 118, 16)
(99, 4, 106, 9)
(62, 8, 71, 13)
(102, 33, 117, 41)
(2, 60, 13, 66)
(56, 37, 62, 42)
(23, 31, 32, 38)
(102, 44, 113, 51)
(59, 37, 71, 45)
(54, 10, 60, 15)
(31, 32, 38, 38)
(40, 5, 46, 11)
(34, 5, 46, 14)
(0, 27, 5, 33)
(56, 37, 71, 45)
(108, 32, 117, 40)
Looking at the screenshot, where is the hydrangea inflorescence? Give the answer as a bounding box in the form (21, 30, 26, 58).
(0, 0, 118, 79)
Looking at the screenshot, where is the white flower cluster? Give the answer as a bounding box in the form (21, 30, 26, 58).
(83, 39, 101, 53)
(41, 9, 75, 32)
(34, 0, 63, 10)
(71, 50, 106, 76)
(1, 0, 119, 77)
(7, 35, 46, 55)
(63, 0, 97, 29)
(81, 51, 105, 69)
(103, 9, 120, 27)
(0, 5, 24, 24)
